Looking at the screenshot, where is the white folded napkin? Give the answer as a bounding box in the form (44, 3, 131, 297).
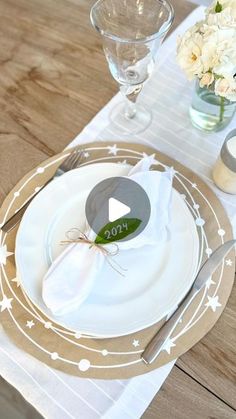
(42, 156, 173, 315)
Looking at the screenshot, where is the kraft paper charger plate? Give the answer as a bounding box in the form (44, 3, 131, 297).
(0, 142, 234, 379)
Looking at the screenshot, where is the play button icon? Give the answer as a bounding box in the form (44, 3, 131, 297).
(108, 198, 131, 222)
(85, 176, 151, 243)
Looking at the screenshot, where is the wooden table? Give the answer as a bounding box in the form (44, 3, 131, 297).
(0, 0, 235, 418)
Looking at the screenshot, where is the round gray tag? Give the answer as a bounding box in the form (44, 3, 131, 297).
(85, 177, 151, 243)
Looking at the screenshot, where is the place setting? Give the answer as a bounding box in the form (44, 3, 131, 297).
(0, 138, 234, 379)
(0, 0, 236, 401)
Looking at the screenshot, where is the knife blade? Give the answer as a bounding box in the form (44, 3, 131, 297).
(141, 240, 236, 365)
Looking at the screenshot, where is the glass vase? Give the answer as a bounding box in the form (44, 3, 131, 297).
(189, 80, 236, 132)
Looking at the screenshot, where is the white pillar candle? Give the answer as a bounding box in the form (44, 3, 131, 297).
(213, 131, 236, 194)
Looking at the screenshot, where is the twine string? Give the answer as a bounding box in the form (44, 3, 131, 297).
(61, 228, 127, 276)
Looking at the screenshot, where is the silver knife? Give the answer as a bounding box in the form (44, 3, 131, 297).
(141, 240, 236, 365)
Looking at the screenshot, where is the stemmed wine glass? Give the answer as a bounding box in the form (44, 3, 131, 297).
(90, 0, 174, 135)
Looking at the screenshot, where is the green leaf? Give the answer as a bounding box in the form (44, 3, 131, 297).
(215, 1, 223, 13)
(95, 218, 142, 245)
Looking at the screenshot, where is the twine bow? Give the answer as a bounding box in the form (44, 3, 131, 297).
(61, 228, 127, 276)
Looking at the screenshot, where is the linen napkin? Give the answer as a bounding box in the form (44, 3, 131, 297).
(42, 155, 173, 315)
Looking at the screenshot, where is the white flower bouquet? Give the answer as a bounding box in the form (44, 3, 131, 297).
(177, 1, 236, 101)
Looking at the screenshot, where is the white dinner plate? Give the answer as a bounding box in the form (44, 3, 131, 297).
(15, 162, 199, 337)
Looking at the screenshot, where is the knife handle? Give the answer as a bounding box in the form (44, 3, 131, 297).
(1, 179, 51, 233)
(141, 288, 198, 365)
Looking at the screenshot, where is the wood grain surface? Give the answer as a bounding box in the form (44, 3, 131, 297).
(143, 366, 236, 419)
(0, 0, 235, 418)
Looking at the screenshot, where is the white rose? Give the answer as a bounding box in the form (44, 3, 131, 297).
(200, 27, 235, 72)
(215, 78, 230, 96)
(199, 72, 215, 87)
(201, 38, 219, 72)
(177, 21, 203, 48)
(177, 33, 204, 80)
(202, 26, 236, 73)
(212, 31, 236, 77)
(207, 7, 235, 27)
(201, 23, 218, 38)
(215, 77, 236, 101)
(204, 25, 236, 45)
(225, 85, 236, 101)
(214, 58, 236, 79)
(207, 1, 236, 19)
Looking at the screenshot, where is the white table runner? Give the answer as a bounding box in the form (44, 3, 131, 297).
(1, 6, 236, 419)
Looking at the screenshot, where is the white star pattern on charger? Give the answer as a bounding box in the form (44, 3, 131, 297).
(165, 166, 177, 177)
(142, 153, 159, 166)
(205, 296, 221, 312)
(162, 338, 176, 354)
(132, 339, 140, 348)
(107, 144, 118, 156)
(192, 183, 197, 189)
(26, 320, 35, 329)
(206, 277, 215, 290)
(11, 277, 21, 287)
(83, 151, 90, 158)
(0, 245, 13, 265)
(225, 259, 233, 267)
(0, 295, 13, 312)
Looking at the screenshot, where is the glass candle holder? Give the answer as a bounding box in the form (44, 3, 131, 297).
(213, 129, 236, 194)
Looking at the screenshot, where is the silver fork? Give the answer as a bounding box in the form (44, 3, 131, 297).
(1, 146, 83, 233)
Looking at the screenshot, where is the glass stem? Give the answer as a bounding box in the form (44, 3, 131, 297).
(219, 96, 225, 123)
(120, 84, 143, 120)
